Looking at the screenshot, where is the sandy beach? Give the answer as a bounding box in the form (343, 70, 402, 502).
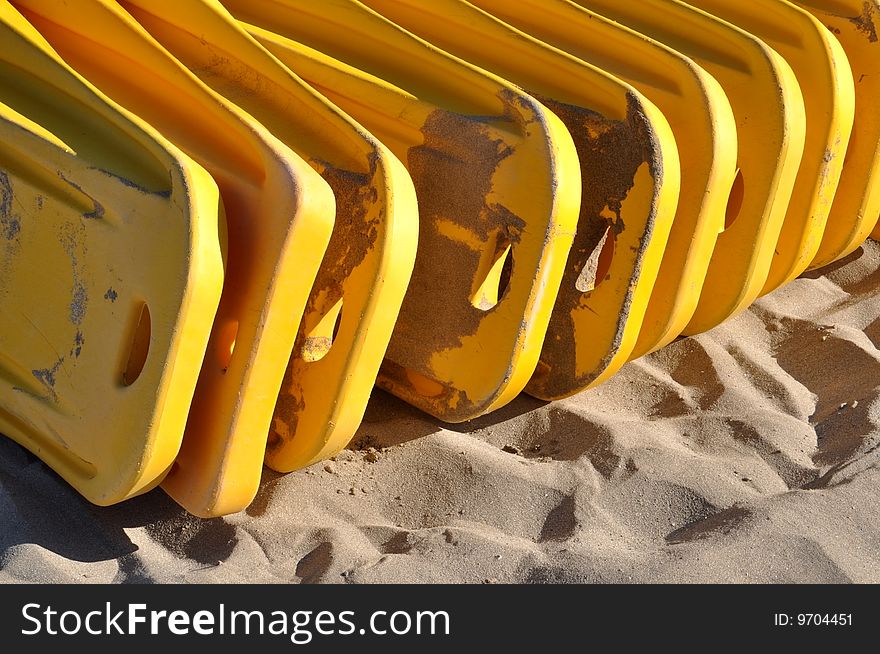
(2, 240, 879, 584)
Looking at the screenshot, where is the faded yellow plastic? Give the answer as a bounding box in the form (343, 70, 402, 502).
(795, 0, 880, 260)
(227, 0, 582, 422)
(15, 0, 337, 516)
(464, 0, 738, 358)
(576, 0, 807, 335)
(124, 0, 418, 475)
(0, 2, 224, 506)
(360, 0, 681, 399)
(688, 0, 854, 293)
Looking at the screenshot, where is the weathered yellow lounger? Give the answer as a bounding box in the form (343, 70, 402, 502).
(225, 0, 582, 422)
(15, 0, 336, 516)
(0, 2, 224, 506)
(360, 0, 681, 398)
(121, 0, 418, 477)
(459, 0, 738, 358)
(575, 0, 806, 335)
(794, 0, 880, 262)
(688, 0, 854, 293)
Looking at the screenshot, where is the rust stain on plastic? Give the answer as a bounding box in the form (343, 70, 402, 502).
(72, 330, 84, 359)
(32, 356, 64, 392)
(531, 93, 662, 397)
(267, 155, 380, 454)
(59, 221, 88, 326)
(0, 171, 22, 240)
(378, 102, 522, 416)
(268, 387, 305, 454)
(377, 88, 557, 420)
(850, 1, 879, 42)
(29, 215, 92, 401)
(0, 170, 21, 303)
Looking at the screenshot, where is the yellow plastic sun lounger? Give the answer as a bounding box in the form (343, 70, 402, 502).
(14, 0, 336, 516)
(457, 0, 738, 359)
(574, 0, 806, 335)
(225, 0, 582, 422)
(119, 0, 418, 477)
(795, 0, 880, 263)
(360, 0, 681, 399)
(687, 0, 854, 293)
(0, 2, 223, 506)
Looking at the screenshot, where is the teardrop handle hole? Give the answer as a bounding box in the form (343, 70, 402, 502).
(122, 302, 151, 386)
(576, 225, 615, 293)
